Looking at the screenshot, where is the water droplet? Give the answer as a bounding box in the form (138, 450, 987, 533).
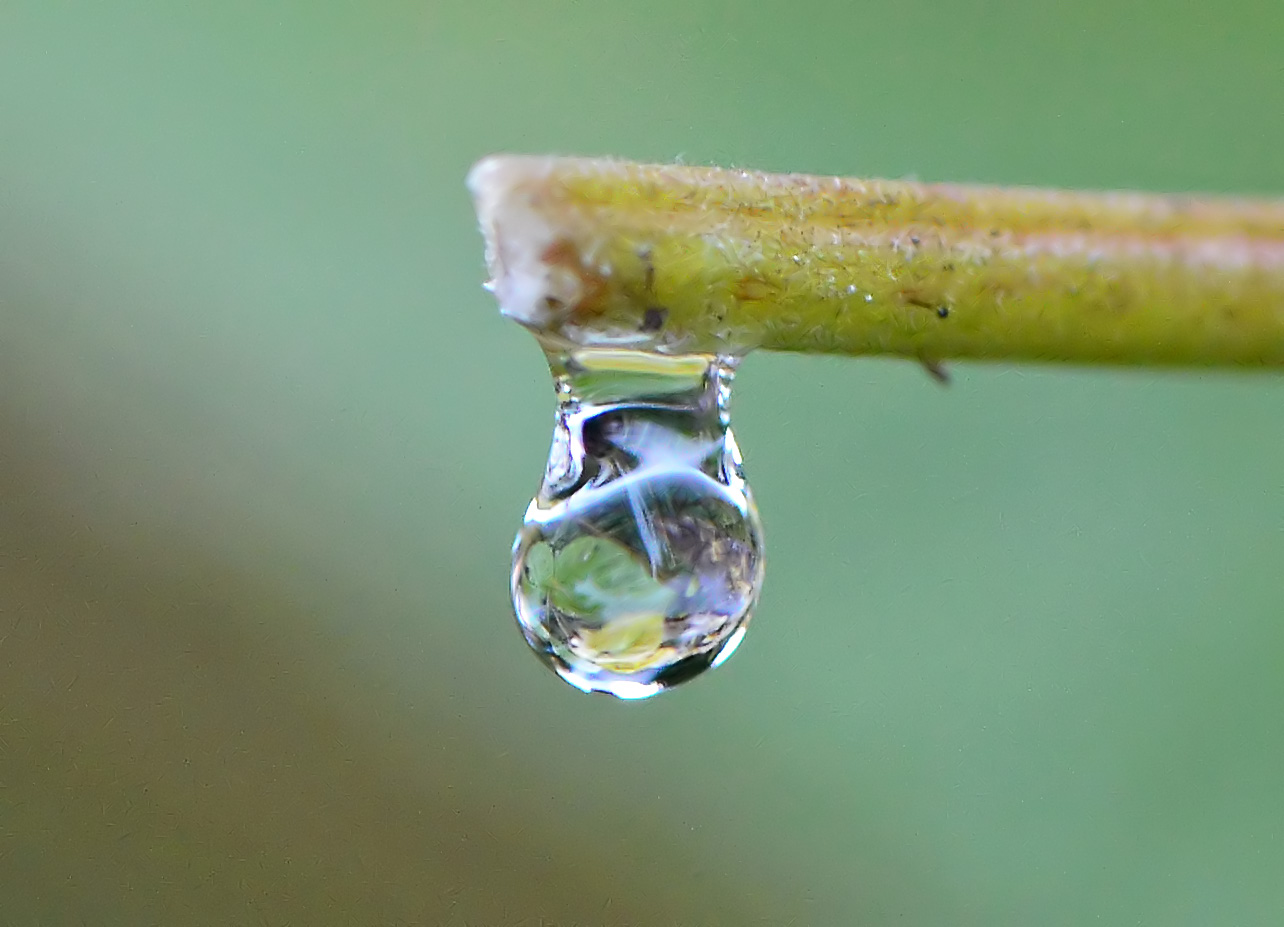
(512, 348, 765, 698)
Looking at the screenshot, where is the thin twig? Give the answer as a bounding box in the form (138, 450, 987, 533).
(469, 155, 1284, 368)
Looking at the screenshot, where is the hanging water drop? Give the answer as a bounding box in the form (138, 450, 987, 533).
(512, 347, 764, 698)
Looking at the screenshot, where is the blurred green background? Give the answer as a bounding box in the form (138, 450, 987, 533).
(2, 1, 1282, 924)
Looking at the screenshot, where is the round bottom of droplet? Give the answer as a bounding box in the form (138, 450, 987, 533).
(518, 622, 750, 699)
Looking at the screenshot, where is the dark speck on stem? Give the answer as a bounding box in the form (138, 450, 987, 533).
(641, 306, 668, 332)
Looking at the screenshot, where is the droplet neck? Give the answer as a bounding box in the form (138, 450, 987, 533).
(547, 344, 731, 412)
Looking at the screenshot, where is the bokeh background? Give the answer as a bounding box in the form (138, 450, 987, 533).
(3, 1, 1282, 924)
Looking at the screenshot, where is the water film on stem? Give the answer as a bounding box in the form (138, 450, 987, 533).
(512, 346, 765, 698)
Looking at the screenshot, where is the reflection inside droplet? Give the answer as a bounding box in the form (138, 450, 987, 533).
(512, 348, 765, 698)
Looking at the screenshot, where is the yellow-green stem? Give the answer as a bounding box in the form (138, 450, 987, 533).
(468, 155, 1284, 368)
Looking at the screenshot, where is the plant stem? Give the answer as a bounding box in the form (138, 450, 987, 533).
(468, 155, 1284, 368)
